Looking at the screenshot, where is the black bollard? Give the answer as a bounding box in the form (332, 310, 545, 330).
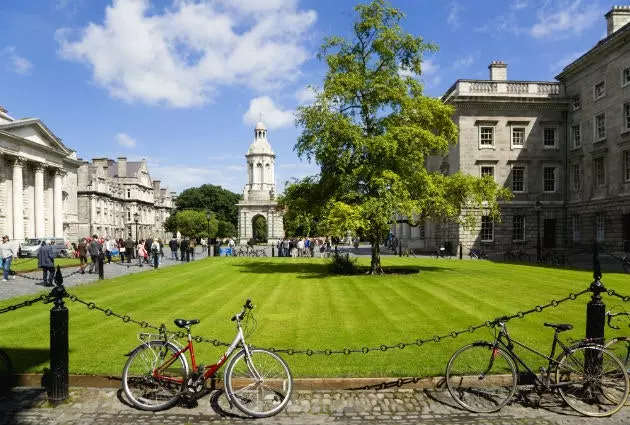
(459, 242, 463, 260)
(271, 245, 275, 257)
(98, 253, 104, 280)
(399, 240, 402, 257)
(585, 243, 606, 386)
(49, 266, 68, 404)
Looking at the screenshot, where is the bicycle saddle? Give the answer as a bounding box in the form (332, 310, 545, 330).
(544, 322, 572, 332)
(174, 319, 200, 328)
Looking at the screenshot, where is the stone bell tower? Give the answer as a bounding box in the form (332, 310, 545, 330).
(236, 121, 284, 244)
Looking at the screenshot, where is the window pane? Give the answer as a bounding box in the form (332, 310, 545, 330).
(512, 215, 524, 241)
(625, 151, 630, 183)
(572, 164, 581, 191)
(595, 114, 606, 140)
(512, 128, 524, 146)
(481, 166, 494, 178)
(624, 103, 630, 131)
(543, 167, 556, 192)
(543, 128, 556, 147)
(594, 158, 606, 186)
(480, 127, 494, 146)
(481, 216, 493, 242)
(571, 124, 581, 148)
(596, 214, 605, 242)
(572, 215, 580, 242)
(512, 167, 524, 192)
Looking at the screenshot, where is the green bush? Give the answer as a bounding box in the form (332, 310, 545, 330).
(328, 252, 360, 275)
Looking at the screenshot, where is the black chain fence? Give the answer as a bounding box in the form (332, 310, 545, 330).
(0, 294, 47, 315)
(607, 288, 630, 303)
(13, 268, 84, 281)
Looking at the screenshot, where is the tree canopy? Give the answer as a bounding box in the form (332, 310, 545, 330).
(164, 210, 218, 239)
(175, 184, 240, 225)
(282, 0, 511, 274)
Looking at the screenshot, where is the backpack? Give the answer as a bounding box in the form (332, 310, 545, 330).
(151, 241, 159, 253)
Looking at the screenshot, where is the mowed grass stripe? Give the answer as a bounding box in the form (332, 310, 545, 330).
(0, 257, 624, 377)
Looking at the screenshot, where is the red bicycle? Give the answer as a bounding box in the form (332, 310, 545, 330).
(121, 299, 293, 417)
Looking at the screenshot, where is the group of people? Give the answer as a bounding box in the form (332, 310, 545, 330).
(276, 237, 333, 258)
(167, 236, 198, 262)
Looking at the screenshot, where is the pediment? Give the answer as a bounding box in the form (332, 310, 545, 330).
(0, 119, 71, 154)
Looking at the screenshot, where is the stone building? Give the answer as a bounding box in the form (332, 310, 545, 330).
(236, 121, 284, 245)
(391, 6, 630, 254)
(76, 157, 175, 242)
(0, 108, 81, 242)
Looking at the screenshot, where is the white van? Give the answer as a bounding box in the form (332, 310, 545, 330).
(20, 238, 69, 258)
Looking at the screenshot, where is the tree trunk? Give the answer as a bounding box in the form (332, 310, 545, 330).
(369, 241, 383, 275)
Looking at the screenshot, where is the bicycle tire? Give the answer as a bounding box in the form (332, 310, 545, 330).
(446, 342, 517, 413)
(0, 349, 13, 397)
(555, 344, 629, 417)
(604, 337, 630, 405)
(122, 340, 189, 411)
(224, 348, 293, 418)
(623, 259, 630, 274)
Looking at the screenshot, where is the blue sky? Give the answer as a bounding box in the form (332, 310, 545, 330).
(0, 0, 619, 194)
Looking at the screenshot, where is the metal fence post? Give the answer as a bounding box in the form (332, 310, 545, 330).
(459, 242, 463, 260)
(585, 243, 606, 383)
(271, 245, 275, 257)
(49, 266, 68, 404)
(98, 253, 104, 280)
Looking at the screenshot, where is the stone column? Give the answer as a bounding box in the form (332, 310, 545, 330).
(12, 158, 25, 241)
(90, 196, 96, 236)
(53, 170, 63, 238)
(34, 164, 45, 237)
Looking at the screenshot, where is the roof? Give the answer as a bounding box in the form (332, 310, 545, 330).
(255, 121, 266, 130)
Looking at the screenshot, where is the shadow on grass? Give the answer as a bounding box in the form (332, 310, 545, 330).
(232, 260, 449, 279)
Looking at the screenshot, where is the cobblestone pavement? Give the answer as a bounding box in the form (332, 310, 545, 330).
(0, 250, 206, 301)
(1, 387, 629, 425)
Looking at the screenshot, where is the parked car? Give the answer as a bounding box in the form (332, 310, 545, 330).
(20, 238, 69, 258)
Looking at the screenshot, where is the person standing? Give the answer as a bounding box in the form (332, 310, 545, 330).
(0, 235, 16, 281)
(180, 237, 189, 262)
(169, 236, 178, 260)
(118, 238, 126, 263)
(77, 238, 88, 274)
(88, 235, 101, 274)
(104, 237, 113, 264)
(125, 236, 135, 263)
(137, 239, 147, 266)
(189, 238, 196, 261)
(37, 240, 55, 286)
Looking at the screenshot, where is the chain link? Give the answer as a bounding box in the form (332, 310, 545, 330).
(0, 294, 47, 314)
(14, 268, 85, 281)
(606, 288, 630, 303)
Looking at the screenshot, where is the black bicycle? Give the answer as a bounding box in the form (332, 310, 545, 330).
(469, 248, 488, 260)
(622, 255, 630, 273)
(446, 317, 629, 417)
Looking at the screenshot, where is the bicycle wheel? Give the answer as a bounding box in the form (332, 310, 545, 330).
(623, 259, 630, 273)
(556, 344, 629, 417)
(446, 342, 517, 413)
(604, 337, 630, 405)
(224, 348, 293, 418)
(0, 349, 13, 397)
(122, 340, 189, 411)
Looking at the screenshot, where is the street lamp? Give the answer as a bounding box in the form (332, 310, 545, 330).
(133, 212, 140, 245)
(206, 210, 212, 257)
(535, 200, 542, 263)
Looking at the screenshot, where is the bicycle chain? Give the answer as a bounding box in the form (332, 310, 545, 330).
(0, 294, 47, 314)
(64, 289, 588, 355)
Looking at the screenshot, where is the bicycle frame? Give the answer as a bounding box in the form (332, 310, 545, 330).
(489, 321, 586, 389)
(152, 320, 252, 386)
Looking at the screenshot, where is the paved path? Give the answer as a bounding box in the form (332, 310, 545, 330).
(1, 386, 629, 425)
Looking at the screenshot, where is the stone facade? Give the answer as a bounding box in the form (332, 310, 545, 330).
(391, 7, 630, 254)
(77, 157, 175, 242)
(237, 122, 284, 245)
(0, 109, 81, 242)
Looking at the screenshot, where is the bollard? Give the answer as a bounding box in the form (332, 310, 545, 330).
(98, 253, 104, 280)
(49, 266, 68, 404)
(459, 242, 463, 260)
(585, 243, 606, 386)
(271, 245, 275, 257)
(153, 253, 158, 269)
(398, 240, 402, 257)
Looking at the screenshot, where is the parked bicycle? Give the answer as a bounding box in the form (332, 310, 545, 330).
(542, 250, 573, 268)
(622, 255, 630, 273)
(605, 310, 630, 370)
(446, 316, 629, 417)
(122, 299, 293, 417)
(433, 247, 451, 259)
(469, 248, 488, 260)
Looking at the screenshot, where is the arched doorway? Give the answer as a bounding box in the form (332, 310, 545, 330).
(251, 214, 268, 243)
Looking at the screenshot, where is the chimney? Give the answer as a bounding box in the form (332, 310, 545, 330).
(606, 6, 630, 36)
(488, 61, 507, 81)
(117, 157, 127, 177)
(153, 180, 161, 192)
(160, 188, 167, 198)
(92, 157, 108, 170)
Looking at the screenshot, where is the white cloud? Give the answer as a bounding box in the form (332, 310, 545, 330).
(2, 46, 33, 75)
(208, 154, 242, 161)
(447, 1, 463, 29)
(116, 132, 137, 148)
(451, 54, 474, 69)
(512, 0, 528, 10)
(295, 86, 317, 104)
(243, 96, 294, 129)
(550, 51, 583, 74)
(529, 1, 602, 38)
(56, 0, 317, 108)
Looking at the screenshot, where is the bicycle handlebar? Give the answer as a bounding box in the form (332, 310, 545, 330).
(606, 310, 630, 330)
(231, 299, 254, 322)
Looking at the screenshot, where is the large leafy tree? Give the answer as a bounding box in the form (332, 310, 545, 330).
(289, 0, 510, 274)
(175, 184, 241, 226)
(167, 210, 219, 239)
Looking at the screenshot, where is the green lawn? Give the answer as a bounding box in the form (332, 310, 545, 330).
(1, 257, 628, 378)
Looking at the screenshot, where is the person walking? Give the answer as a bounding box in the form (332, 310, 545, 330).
(37, 240, 55, 287)
(137, 239, 147, 266)
(180, 237, 189, 262)
(77, 238, 88, 274)
(169, 236, 178, 260)
(104, 237, 114, 264)
(0, 235, 16, 281)
(189, 238, 196, 261)
(118, 238, 126, 263)
(88, 235, 101, 274)
(125, 236, 134, 263)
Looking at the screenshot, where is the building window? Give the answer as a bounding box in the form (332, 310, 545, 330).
(127, 210, 131, 221)
(479, 127, 494, 147)
(624, 102, 630, 132)
(594, 113, 606, 141)
(623, 67, 630, 87)
(481, 216, 494, 242)
(543, 128, 557, 148)
(593, 81, 606, 100)
(571, 163, 582, 191)
(594, 157, 606, 186)
(512, 166, 525, 193)
(481, 166, 494, 179)
(572, 215, 580, 242)
(572, 95, 581, 111)
(543, 166, 557, 192)
(512, 215, 525, 241)
(596, 213, 605, 242)
(624, 151, 630, 183)
(571, 124, 581, 149)
(511, 127, 525, 147)
(127, 189, 131, 198)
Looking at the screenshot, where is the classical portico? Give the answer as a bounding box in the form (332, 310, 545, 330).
(0, 109, 80, 241)
(237, 122, 284, 245)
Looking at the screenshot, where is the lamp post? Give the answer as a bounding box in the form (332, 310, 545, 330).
(206, 210, 212, 257)
(133, 212, 140, 245)
(535, 200, 542, 263)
